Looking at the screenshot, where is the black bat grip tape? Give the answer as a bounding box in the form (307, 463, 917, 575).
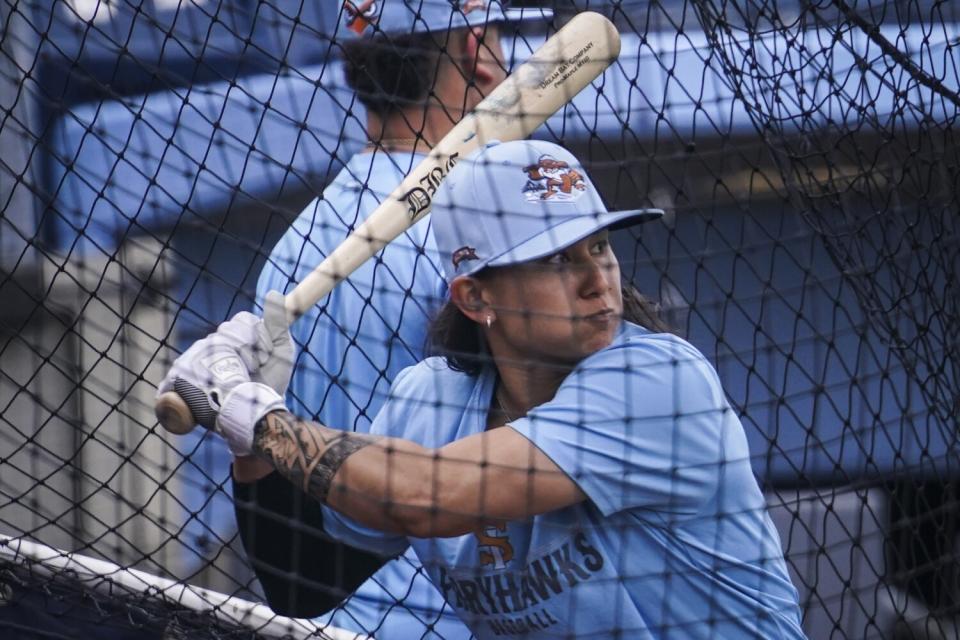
(173, 378, 218, 429)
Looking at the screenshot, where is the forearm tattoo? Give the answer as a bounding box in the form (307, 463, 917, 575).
(253, 410, 374, 503)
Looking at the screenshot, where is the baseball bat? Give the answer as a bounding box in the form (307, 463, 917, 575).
(156, 11, 621, 434)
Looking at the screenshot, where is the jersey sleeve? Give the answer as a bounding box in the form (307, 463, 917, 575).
(319, 360, 476, 553)
(320, 506, 410, 557)
(508, 332, 734, 518)
(313, 364, 437, 556)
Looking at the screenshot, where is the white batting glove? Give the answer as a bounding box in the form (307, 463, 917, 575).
(156, 348, 286, 456)
(215, 382, 286, 455)
(157, 329, 252, 429)
(157, 290, 294, 437)
(200, 290, 294, 396)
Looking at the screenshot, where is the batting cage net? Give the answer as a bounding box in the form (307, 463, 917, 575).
(0, 0, 957, 638)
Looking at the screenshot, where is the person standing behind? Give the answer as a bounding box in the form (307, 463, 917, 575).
(233, 2, 543, 637)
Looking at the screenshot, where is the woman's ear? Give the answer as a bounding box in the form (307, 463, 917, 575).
(450, 276, 493, 324)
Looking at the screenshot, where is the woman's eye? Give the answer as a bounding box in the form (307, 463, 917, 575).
(591, 240, 608, 254)
(543, 252, 569, 265)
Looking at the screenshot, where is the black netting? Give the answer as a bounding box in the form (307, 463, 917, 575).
(1, 1, 958, 638)
(0, 535, 329, 638)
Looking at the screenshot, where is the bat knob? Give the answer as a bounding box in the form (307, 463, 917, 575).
(155, 392, 197, 435)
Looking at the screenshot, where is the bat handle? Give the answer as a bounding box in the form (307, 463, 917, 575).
(155, 391, 197, 435)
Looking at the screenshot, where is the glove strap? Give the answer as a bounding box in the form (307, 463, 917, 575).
(217, 382, 286, 456)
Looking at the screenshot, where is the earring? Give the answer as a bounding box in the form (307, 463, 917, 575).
(485, 315, 493, 329)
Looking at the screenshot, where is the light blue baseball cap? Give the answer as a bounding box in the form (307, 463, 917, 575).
(337, 1, 550, 38)
(431, 140, 664, 283)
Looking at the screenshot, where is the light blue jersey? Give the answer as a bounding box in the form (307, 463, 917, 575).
(323, 323, 806, 639)
(257, 149, 469, 638)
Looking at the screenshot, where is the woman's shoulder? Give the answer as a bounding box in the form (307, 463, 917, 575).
(591, 322, 709, 368)
(372, 358, 488, 441)
(575, 323, 725, 405)
(388, 357, 482, 402)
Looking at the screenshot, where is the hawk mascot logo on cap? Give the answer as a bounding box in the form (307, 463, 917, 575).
(522, 155, 588, 202)
(452, 245, 479, 269)
(344, 0, 379, 34)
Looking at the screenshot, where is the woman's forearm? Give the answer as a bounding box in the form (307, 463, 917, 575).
(252, 409, 377, 503)
(252, 409, 582, 538)
(252, 409, 475, 536)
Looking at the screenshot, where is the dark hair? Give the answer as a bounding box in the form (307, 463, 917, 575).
(427, 279, 674, 376)
(341, 31, 451, 119)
